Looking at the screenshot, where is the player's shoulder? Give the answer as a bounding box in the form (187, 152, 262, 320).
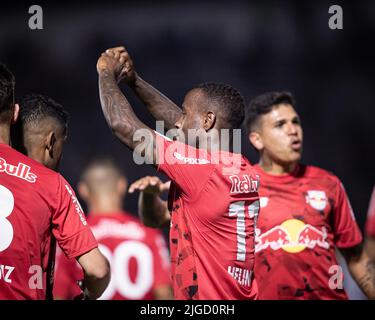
(214, 151, 255, 172)
(121, 212, 164, 238)
(1, 143, 41, 168)
(93, 212, 163, 243)
(0, 143, 60, 183)
(304, 165, 342, 185)
(125, 212, 162, 233)
(93, 211, 157, 232)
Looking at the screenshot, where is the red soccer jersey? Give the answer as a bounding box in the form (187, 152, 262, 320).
(155, 134, 260, 300)
(0, 143, 97, 300)
(54, 212, 171, 300)
(253, 164, 363, 300)
(366, 187, 375, 238)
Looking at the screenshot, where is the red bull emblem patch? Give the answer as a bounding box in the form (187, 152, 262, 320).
(255, 219, 330, 253)
(305, 190, 327, 211)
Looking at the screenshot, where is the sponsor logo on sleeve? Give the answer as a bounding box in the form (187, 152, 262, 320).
(173, 152, 210, 165)
(64, 184, 87, 226)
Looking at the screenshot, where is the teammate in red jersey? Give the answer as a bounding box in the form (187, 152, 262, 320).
(365, 187, 375, 261)
(97, 47, 259, 299)
(53, 157, 172, 300)
(0, 74, 110, 301)
(245, 91, 375, 299)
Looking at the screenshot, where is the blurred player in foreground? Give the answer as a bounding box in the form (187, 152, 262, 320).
(365, 187, 375, 261)
(54, 157, 173, 300)
(0, 66, 109, 299)
(97, 47, 260, 299)
(246, 91, 375, 299)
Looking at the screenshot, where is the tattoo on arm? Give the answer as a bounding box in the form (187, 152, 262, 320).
(342, 245, 375, 299)
(131, 75, 182, 130)
(99, 70, 148, 150)
(357, 260, 375, 296)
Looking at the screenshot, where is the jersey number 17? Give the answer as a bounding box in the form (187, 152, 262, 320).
(228, 200, 259, 262)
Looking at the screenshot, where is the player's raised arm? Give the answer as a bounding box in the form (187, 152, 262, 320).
(128, 176, 171, 228)
(110, 46, 182, 130)
(97, 47, 157, 163)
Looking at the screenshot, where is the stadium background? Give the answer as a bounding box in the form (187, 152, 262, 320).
(0, 1, 374, 241)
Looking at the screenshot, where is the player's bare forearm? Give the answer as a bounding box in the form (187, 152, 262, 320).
(365, 236, 375, 261)
(130, 73, 182, 129)
(153, 285, 174, 300)
(98, 70, 148, 150)
(342, 245, 375, 299)
(139, 192, 170, 228)
(83, 270, 111, 300)
(77, 248, 111, 300)
(129, 177, 171, 227)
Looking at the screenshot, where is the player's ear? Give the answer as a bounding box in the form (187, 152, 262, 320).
(12, 103, 20, 123)
(77, 181, 89, 201)
(118, 177, 128, 196)
(249, 131, 264, 151)
(46, 131, 56, 154)
(203, 111, 216, 131)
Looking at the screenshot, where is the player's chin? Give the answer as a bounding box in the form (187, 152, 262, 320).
(289, 149, 302, 161)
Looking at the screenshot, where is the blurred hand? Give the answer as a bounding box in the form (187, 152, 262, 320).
(128, 176, 170, 195)
(96, 46, 136, 84)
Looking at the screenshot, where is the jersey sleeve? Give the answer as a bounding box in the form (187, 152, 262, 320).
(155, 132, 215, 198)
(365, 187, 375, 238)
(331, 179, 363, 248)
(52, 176, 98, 259)
(150, 230, 171, 288)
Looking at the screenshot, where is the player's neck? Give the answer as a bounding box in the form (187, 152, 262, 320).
(26, 148, 45, 166)
(89, 195, 123, 215)
(259, 157, 298, 175)
(0, 127, 11, 145)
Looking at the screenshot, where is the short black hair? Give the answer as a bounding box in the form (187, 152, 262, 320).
(19, 94, 69, 134)
(245, 91, 295, 133)
(195, 82, 245, 129)
(0, 63, 15, 122)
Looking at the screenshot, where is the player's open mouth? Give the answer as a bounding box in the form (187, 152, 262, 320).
(291, 140, 302, 150)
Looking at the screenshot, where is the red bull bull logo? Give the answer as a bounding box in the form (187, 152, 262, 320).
(305, 190, 327, 211)
(255, 219, 330, 253)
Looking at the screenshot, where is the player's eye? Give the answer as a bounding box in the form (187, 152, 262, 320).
(274, 120, 285, 128)
(292, 117, 301, 125)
